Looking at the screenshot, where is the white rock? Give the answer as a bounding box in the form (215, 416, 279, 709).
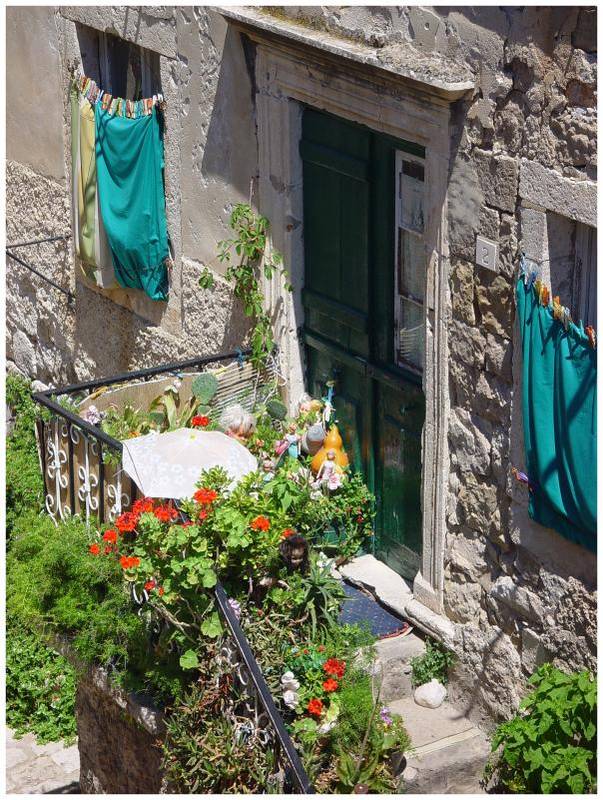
(413, 679, 447, 709)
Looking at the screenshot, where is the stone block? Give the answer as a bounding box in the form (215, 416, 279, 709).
(449, 407, 492, 475)
(519, 158, 596, 227)
(489, 575, 545, 626)
(457, 473, 500, 535)
(449, 318, 486, 368)
(450, 260, 475, 325)
(521, 627, 548, 674)
(473, 148, 519, 213)
(475, 273, 513, 339)
(485, 332, 512, 381)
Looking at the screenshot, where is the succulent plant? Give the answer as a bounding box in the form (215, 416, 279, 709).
(192, 373, 219, 404)
(266, 398, 287, 421)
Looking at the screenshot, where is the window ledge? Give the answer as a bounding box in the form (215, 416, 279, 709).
(219, 6, 475, 102)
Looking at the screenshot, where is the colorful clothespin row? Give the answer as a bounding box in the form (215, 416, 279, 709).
(552, 295, 563, 322)
(585, 326, 596, 349)
(526, 269, 538, 290)
(102, 93, 112, 111)
(539, 284, 550, 307)
(512, 467, 534, 493)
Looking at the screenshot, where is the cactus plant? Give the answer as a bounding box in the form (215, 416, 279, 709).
(192, 373, 219, 404)
(266, 398, 287, 421)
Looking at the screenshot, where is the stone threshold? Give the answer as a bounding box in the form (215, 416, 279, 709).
(336, 554, 457, 650)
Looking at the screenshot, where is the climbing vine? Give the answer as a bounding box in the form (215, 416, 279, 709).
(199, 203, 291, 368)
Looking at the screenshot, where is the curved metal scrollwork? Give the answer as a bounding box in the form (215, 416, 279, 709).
(107, 467, 130, 522)
(77, 433, 99, 524)
(45, 418, 70, 523)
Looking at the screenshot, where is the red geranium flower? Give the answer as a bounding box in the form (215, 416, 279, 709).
(281, 528, 294, 539)
(323, 658, 346, 679)
(307, 698, 323, 717)
(193, 488, 218, 505)
(89, 543, 100, 555)
(192, 415, 210, 428)
(250, 515, 270, 532)
(104, 546, 112, 555)
(120, 555, 140, 570)
(323, 678, 339, 692)
(154, 505, 178, 523)
(158, 587, 165, 596)
(132, 497, 154, 515)
(116, 511, 139, 533)
(198, 509, 208, 521)
(103, 529, 118, 543)
(144, 579, 156, 592)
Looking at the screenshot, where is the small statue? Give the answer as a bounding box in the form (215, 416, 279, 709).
(262, 457, 276, 482)
(275, 422, 300, 459)
(315, 449, 344, 491)
(279, 531, 309, 573)
(301, 423, 325, 456)
(297, 393, 322, 416)
(220, 404, 256, 443)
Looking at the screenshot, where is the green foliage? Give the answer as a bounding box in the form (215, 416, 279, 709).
(192, 373, 219, 404)
(266, 398, 288, 421)
(5, 511, 181, 703)
(6, 627, 77, 744)
(486, 663, 597, 794)
(6, 374, 45, 539)
(199, 203, 291, 368)
(101, 402, 154, 441)
(162, 644, 277, 793)
(410, 638, 454, 687)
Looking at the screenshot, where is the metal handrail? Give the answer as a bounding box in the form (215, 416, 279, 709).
(30, 347, 313, 793)
(215, 583, 313, 793)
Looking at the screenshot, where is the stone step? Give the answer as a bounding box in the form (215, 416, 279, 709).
(373, 632, 426, 703)
(390, 697, 491, 794)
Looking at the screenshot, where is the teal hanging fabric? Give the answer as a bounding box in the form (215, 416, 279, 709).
(516, 277, 596, 551)
(95, 104, 169, 301)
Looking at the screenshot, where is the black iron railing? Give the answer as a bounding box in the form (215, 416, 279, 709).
(31, 349, 313, 793)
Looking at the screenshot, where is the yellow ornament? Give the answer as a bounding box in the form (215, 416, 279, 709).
(311, 424, 349, 473)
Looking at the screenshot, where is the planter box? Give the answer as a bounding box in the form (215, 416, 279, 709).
(34, 351, 273, 525)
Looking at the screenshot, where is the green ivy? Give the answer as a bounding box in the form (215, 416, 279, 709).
(410, 638, 455, 687)
(485, 663, 597, 794)
(6, 627, 77, 744)
(199, 203, 291, 369)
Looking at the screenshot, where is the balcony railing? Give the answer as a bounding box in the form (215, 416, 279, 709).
(32, 350, 313, 793)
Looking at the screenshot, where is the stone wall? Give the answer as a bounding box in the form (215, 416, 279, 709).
(6, 6, 252, 384)
(76, 671, 164, 793)
(6, 5, 597, 732)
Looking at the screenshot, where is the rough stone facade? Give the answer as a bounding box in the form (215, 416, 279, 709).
(6, 6, 597, 733)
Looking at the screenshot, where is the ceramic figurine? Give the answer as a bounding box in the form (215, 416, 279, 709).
(275, 423, 300, 459)
(262, 458, 276, 482)
(301, 423, 325, 456)
(220, 404, 256, 443)
(315, 449, 344, 492)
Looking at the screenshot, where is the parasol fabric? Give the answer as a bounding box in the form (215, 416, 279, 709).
(121, 428, 258, 500)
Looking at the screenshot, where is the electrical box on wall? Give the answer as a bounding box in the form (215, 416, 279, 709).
(475, 236, 498, 272)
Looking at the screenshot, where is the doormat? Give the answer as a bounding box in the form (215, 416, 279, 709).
(338, 581, 411, 639)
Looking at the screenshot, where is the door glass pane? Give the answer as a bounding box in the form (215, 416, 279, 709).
(395, 152, 425, 373)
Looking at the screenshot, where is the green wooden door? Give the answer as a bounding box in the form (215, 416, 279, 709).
(301, 107, 426, 580)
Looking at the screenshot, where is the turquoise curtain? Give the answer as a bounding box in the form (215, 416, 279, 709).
(95, 105, 169, 301)
(516, 278, 596, 551)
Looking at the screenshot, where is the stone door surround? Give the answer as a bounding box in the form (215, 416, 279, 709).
(221, 8, 474, 631)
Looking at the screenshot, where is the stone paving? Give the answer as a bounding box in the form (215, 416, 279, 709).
(6, 729, 80, 794)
